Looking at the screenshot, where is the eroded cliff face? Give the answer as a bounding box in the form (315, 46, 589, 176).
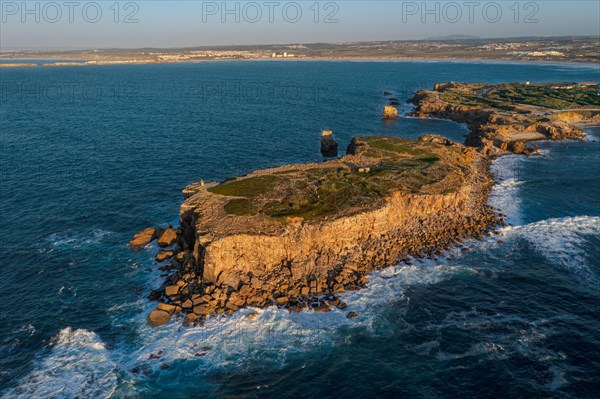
(408, 82, 596, 156)
(139, 136, 500, 326)
(183, 183, 490, 293)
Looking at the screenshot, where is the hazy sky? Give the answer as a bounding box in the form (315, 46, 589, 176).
(1, 1, 599, 50)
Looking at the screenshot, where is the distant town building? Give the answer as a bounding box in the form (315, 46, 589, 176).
(271, 52, 295, 58)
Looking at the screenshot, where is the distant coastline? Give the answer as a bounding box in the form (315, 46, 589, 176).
(2, 56, 599, 69)
(2, 36, 598, 68)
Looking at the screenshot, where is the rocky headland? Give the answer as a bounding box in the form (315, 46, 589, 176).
(408, 82, 600, 156)
(134, 135, 502, 327)
(133, 81, 599, 327)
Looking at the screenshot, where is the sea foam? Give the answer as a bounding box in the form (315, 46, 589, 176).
(489, 154, 524, 226)
(500, 216, 600, 283)
(2, 328, 117, 399)
(34, 229, 112, 253)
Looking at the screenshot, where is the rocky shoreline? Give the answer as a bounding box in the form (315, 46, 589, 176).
(408, 82, 599, 156)
(133, 135, 504, 327)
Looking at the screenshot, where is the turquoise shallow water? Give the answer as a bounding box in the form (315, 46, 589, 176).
(0, 61, 599, 398)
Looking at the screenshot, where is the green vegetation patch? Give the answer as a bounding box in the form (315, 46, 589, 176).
(224, 198, 256, 216)
(208, 175, 283, 198)
(262, 168, 392, 219)
(360, 137, 436, 158)
(210, 137, 460, 220)
(484, 83, 600, 110)
(440, 83, 600, 110)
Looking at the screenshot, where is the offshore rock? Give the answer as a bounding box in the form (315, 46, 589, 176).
(320, 130, 338, 157)
(382, 106, 398, 119)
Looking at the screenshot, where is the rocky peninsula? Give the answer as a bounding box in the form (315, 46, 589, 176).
(409, 82, 600, 156)
(134, 135, 501, 327)
(133, 81, 599, 327)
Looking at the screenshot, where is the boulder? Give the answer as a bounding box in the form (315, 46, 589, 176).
(382, 106, 398, 119)
(419, 134, 453, 146)
(346, 311, 358, 319)
(155, 250, 175, 262)
(157, 227, 178, 248)
(165, 285, 179, 297)
(509, 140, 527, 154)
(313, 303, 331, 312)
(175, 251, 187, 262)
(148, 309, 171, 327)
(332, 284, 345, 294)
(246, 311, 259, 320)
(130, 227, 155, 248)
(193, 305, 215, 316)
(182, 313, 198, 327)
(276, 296, 289, 306)
(327, 297, 341, 307)
(181, 299, 193, 309)
(157, 302, 177, 314)
(148, 289, 162, 301)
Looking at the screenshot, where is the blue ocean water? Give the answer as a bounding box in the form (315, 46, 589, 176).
(0, 61, 599, 398)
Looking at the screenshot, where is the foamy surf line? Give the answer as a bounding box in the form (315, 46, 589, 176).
(33, 229, 113, 253)
(2, 328, 117, 399)
(4, 256, 479, 398)
(500, 216, 600, 282)
(489, 154, 524, 226)
(116, 259, 478, 370)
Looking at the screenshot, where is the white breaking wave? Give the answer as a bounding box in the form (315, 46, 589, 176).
(489, 154, 525, 226)
(583, 127, 600, 142)
(111, 259, 477, 376)
(2, 328, 117, 399)
(499, 216, 600, 281)
(5, 257, 474, 397)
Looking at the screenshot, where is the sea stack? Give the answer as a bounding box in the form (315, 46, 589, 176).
(382, 106, 398, 119)
(320, 130, 338, 157)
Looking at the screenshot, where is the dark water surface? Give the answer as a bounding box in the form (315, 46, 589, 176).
(1, 61, 599, 398)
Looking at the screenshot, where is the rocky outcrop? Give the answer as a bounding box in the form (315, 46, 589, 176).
(148, 309, 172, 327)
(141, 136, 502, 326)
(130, 227, 156, 248)
(382, 106, 398, 119)
(157, 227, 178, 247)
(156, 250, 175, 262)
(320, 130, 338, 157)
(408, 82, 594, 155)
